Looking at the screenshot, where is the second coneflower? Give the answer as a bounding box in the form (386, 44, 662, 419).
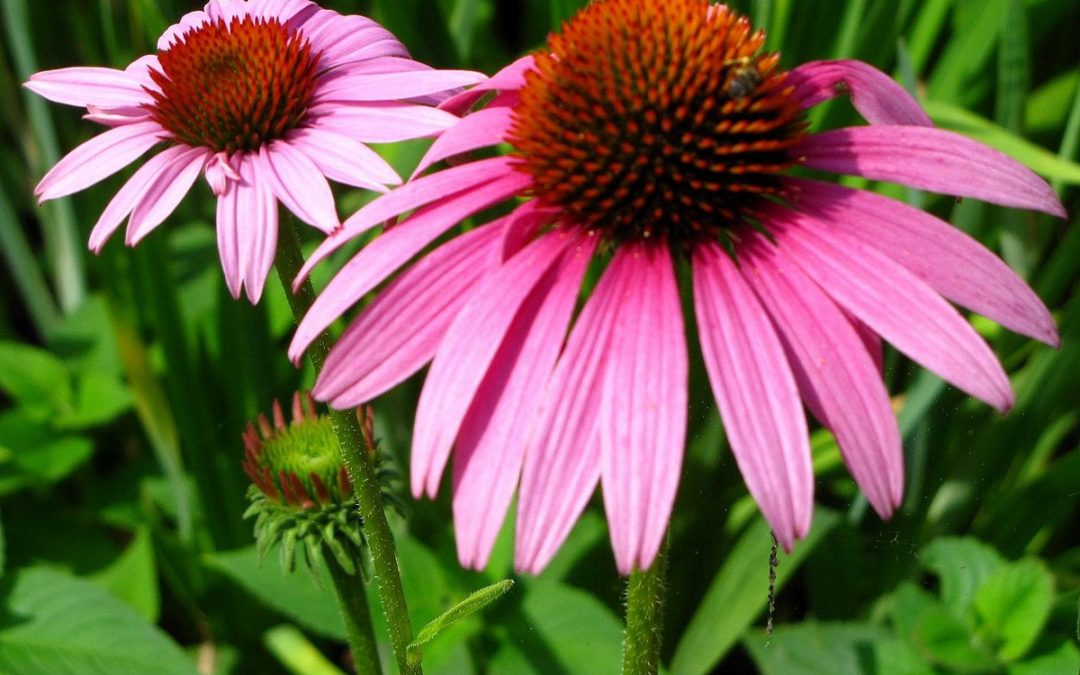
(290, 0, 1063, 575)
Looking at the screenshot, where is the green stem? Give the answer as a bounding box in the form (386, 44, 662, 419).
(326, 553, 383, 675)
(275, 216, 420, 675)
(621, 536, 669, 675)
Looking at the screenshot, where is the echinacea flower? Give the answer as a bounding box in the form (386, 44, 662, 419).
(290, 0, 1064, 575)
(27, 0, 483, 302)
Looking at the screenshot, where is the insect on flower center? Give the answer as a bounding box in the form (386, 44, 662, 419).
(148, 16, 319, 153)
(508, 0, 807, 246)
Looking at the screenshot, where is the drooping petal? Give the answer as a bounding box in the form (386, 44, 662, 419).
(453, 234, 596, 570)
(789, 177, 1059, 347)
(289, 127, 401, 192)
(315, 69, 486, 103)
(88, 147, 189, 252)
(692, 242, 813, 550)
(216, 166, 244, 299)
(440, 55, 535, 114)
(411, 232, 574, 499)
(766, 205, 1014, 411)
(35, 121, 164, 201)
(256, 141, 339, 232)
(316, 222, 504, 407)
(235, 154, 280, 303)
(600, 242, 688, 574)
(295, 156, 523, 286)
(24, 67, 153, 109)
(786, 59, 932, 126)
(125, 146, 208, 245)
(740, 235, 903, 518)
(288, 168, 530, 361)
(515, 247, 634, 574)
(799, 126, 1065, 217)
(412, 106, 515, 177)
(309, 102, 459, 143)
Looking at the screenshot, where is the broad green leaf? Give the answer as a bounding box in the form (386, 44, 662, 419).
(922, 537, 1005, 615)
(671, 508, 840, 675)
(0, 341, 71, 417)
(972, 559, 1054, 661)
(407, 580, 514, 666)
(924, 99, 1080, 185)
(91, 527, 159, 623)
(913, 605, 998, 673)
(56, 370, 132, 430)
(1008, 640, 1080, 675)
(1026, 69, 1079, 135)
(0, 566, 198, 675)
(890, 581, 944, 639)
(263, 625, 345, 675)
(206, 547, 346, 640)
(744, 622, 925, 675)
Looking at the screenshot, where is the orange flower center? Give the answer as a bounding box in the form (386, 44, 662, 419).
(148, 16, 319, 153)
(508, 0, 807, 245)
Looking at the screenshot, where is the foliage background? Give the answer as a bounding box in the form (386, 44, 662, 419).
(1, 0, 1079, 673)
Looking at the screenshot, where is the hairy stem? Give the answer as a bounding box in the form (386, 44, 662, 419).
(621, 537, 669, 675)
(326, 553, 382, 675)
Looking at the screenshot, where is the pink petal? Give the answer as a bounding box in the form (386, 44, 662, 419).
(453, 234, 596, 570)
(289, 169, 530, 362)
(740, 235, 903, 518)
(235, 154, 280, 303)
(316, 222, 504, 407)
(515, 247, 633, 575)
(799, 126, 1066, 217)
(157, 10, 211, 50)
(35, 121, 165, 201)
(252, 0, 316, 22)
(216, 167, 244, 300)
(315, 69, 486, 103)
(303, 11, 409, 68)
(289, 126, 400, 191)
(692, 242, 813, 550)
(600, 242, 688, 574)
(847, 313, 885, 375)
(84, 106, 153, 127)
(790, 177, 1059, 347)
(25, 67, 152, 108)
(309, 102, 459, 143)
(256, 141, 339, 232)
(411, 232, 574, 499)
(88, 147, 189, 252)
(440, 55, 535, 114)
(412, 106, 515, 178)
(766, 205, 1014, 412)
(124, 146, 208, 245)
(501, 200, 561, 261)
(294, 156, 523, 286)
(786, 60, 932, 126)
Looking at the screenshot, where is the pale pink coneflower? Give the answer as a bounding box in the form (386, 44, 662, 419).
(290, 0, 1065, 575)
(27, 0, 484, 302)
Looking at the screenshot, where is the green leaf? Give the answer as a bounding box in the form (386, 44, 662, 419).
(744, 621, 925, 675)
(91, 528, 159, 623)
(0, 341, 72, 417)
(56, 370, 132, 430)
(205, 547, 346, 640)
(263, 625, 346, 675)
(0, 566, 198, 675)
(890, 581, 944, 639)
(912, 605, 998, 673)
(924, 99, 1080, 185)
(670, 508, 840, 675)
(922, 537, 1005, 615)
(407, 580, 514, 666)
(1008, 640, 1080, 675)
(972, 559, 1054, 661)
(0, 509, 5, 580)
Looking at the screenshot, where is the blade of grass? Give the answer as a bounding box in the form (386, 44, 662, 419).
(907, 0, 953, 74)
(0, 182, 60, 338)
(1051, 65, 1080, 196)
(2, 0, 87, 315)
(830, 0, 867, 59)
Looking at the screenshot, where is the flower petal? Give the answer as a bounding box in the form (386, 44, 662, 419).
(741, 235, 903, 518)
(158, 10, 211, 50)
(316, 222, 504, 407)
(799, 126, 1066, 217)
(790, 177, 1059, 347)
(24, 67, 153, 109)
(766, 205, 1014, 412)
(411, 232, 574, 499)
(125, 146, 208, 245)
(515, 247, 634, 574)
(289, 127, 400, 191)
(309, 102, 459, 143)
(692, 242, 813, 550)
(289, 168, 530, 362)
(35, 121, 164, 202)
(256, 140, 339, 232)
(600, 243, 688, 574)
(412, 106, 515, 178)
(303, 11, 409, 68)
(787, 59, 932, 126)
(315, 69, 486, 103)
(216, 168, 244, 299)
(440, 55, 535, 114)
(88, 147, 188, 252)
(453, 234, 596, 570)
(235, 155, 280, 303)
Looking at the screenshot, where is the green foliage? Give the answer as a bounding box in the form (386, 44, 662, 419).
(407, 579, 514, 666)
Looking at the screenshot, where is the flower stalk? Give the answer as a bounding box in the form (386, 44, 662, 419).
(326, 553, 382, 675)
(276, 214, 420, 675)
(622, 535, 669, 675)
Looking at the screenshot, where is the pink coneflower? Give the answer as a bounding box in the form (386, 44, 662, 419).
(27, 0, 483, 302)
(290, 0, 1064, 575)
